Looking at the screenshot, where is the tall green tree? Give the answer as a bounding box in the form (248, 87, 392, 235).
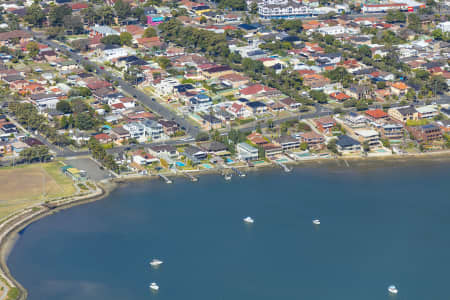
(24, 3, 46, 26)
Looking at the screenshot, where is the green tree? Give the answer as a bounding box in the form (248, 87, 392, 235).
(75, 112, 96, 130)
(114, 0, 132, 21)
(310, 90, 328, 104)
(24, 3, 46, 26)
(49, 4, 72, 26)
(120, 32, 133, 46)
(56, 100, 72, 113)
(101, 35, 121, 45)
(143, 27, 157, 38)
(407, 13, 421, 32)
(26, 41, 39, 58)
(386, 10, 406, 23)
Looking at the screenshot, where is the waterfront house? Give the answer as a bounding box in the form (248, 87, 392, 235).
(237, 142, 258, 161)
(381, 123, 404, 140)
(354, 129, 381, 149)
(262, 143, 283, 157)
(407, 124, 443, 144)
(132, 150, 159, 165)
(199, 141, 228, 155)
(149, 145, 179, 159)
(335, 135, 361, 154)
(184, 146, 207, 164)
(274, 136, 300, 151)
(299, 131, 325, 150)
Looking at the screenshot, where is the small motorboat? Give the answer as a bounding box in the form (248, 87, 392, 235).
(150, 282, 159, 291)
(388, 285, 398, 294)
(150, 259, 163, 267)
(224, 173, 232, 181)
(312, 219, 321, 225)
(243, 216, 254, 223)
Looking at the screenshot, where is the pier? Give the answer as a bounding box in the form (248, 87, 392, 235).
(276, 161, 292, 173)
(184, 172, 198, 182)
(232, 167, 246, 177)
(159, 174, 172, 184)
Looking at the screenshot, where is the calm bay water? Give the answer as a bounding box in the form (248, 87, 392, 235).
(7, 160, 450, 300)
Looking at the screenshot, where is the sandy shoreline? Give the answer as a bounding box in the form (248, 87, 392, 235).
(0, 150, 449, 299)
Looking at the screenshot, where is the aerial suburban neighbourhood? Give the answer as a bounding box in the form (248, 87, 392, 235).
(0, 0, 448, 298)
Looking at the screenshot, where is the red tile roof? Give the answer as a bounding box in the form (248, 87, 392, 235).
(365, 109, 388, 119)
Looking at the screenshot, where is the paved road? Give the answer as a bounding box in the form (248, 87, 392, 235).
(30, 31, 202, 138)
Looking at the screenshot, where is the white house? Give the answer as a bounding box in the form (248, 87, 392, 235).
(437, 21, 450, 33)
(237, 142, 258, 161)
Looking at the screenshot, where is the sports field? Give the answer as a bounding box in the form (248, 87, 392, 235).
(0, 162, 76, 219)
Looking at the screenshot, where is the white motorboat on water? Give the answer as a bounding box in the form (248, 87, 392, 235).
(225, 174, 232, 180)
(388, 285, 398, 294)
(312, 219, 321, 225)
(150, 259, 163, 267)
(243, 216, 254, 223)
(150, 282, 159, 291)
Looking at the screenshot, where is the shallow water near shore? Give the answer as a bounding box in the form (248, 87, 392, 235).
(7, 160, 450, 300)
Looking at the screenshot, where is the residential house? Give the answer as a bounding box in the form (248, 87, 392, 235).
(184, 146, 207, 163)
(299, 131, 325, 150)
(247, 132, 268, 146)
(237, 142, 258, 161)
(390, 82, 409, 96)
(381, 123, 404, 140)
(199, 141, 228, 155)
(189, 94, 212, 113)
(274, 135, 300, 151)
(30, 93, 61, 111)
(200, 114, 222, 130)
(388, 106, 419, 123)
(344, 112, 367, 128)
(314, 116, 336, 134)
(149, 145, 179, 159)
(110, 126, 131, 143)
(227, 102, 252, 119)
(94, 133, 113, 144)
(407, 124, 443, 143)
(280, 97, 301, 111)
(416, 105, 438, 119)
(365, 109, 389, 122)
(123, 122, 146, 141)
(262, 143, 283, 157)
(246, 101, 267, 115)
(336, 135, 361, 154)
(132, 151, 159, 165)
(142, 119, 164, 140)
(346, 84, 371, 99)
(353, 129, 381, 149)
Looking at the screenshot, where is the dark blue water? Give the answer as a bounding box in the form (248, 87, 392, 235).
(7, 161, 450, 300)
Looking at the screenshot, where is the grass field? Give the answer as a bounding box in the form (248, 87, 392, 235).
(0, 162, 76, 219)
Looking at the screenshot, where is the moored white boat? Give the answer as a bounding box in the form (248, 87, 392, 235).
(150, 282, 159, 291)
(243, 216, 254, 223)
(388, 285, 398, 294)
(312, 219, 320, 225)
(150, 259, 163, 267)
